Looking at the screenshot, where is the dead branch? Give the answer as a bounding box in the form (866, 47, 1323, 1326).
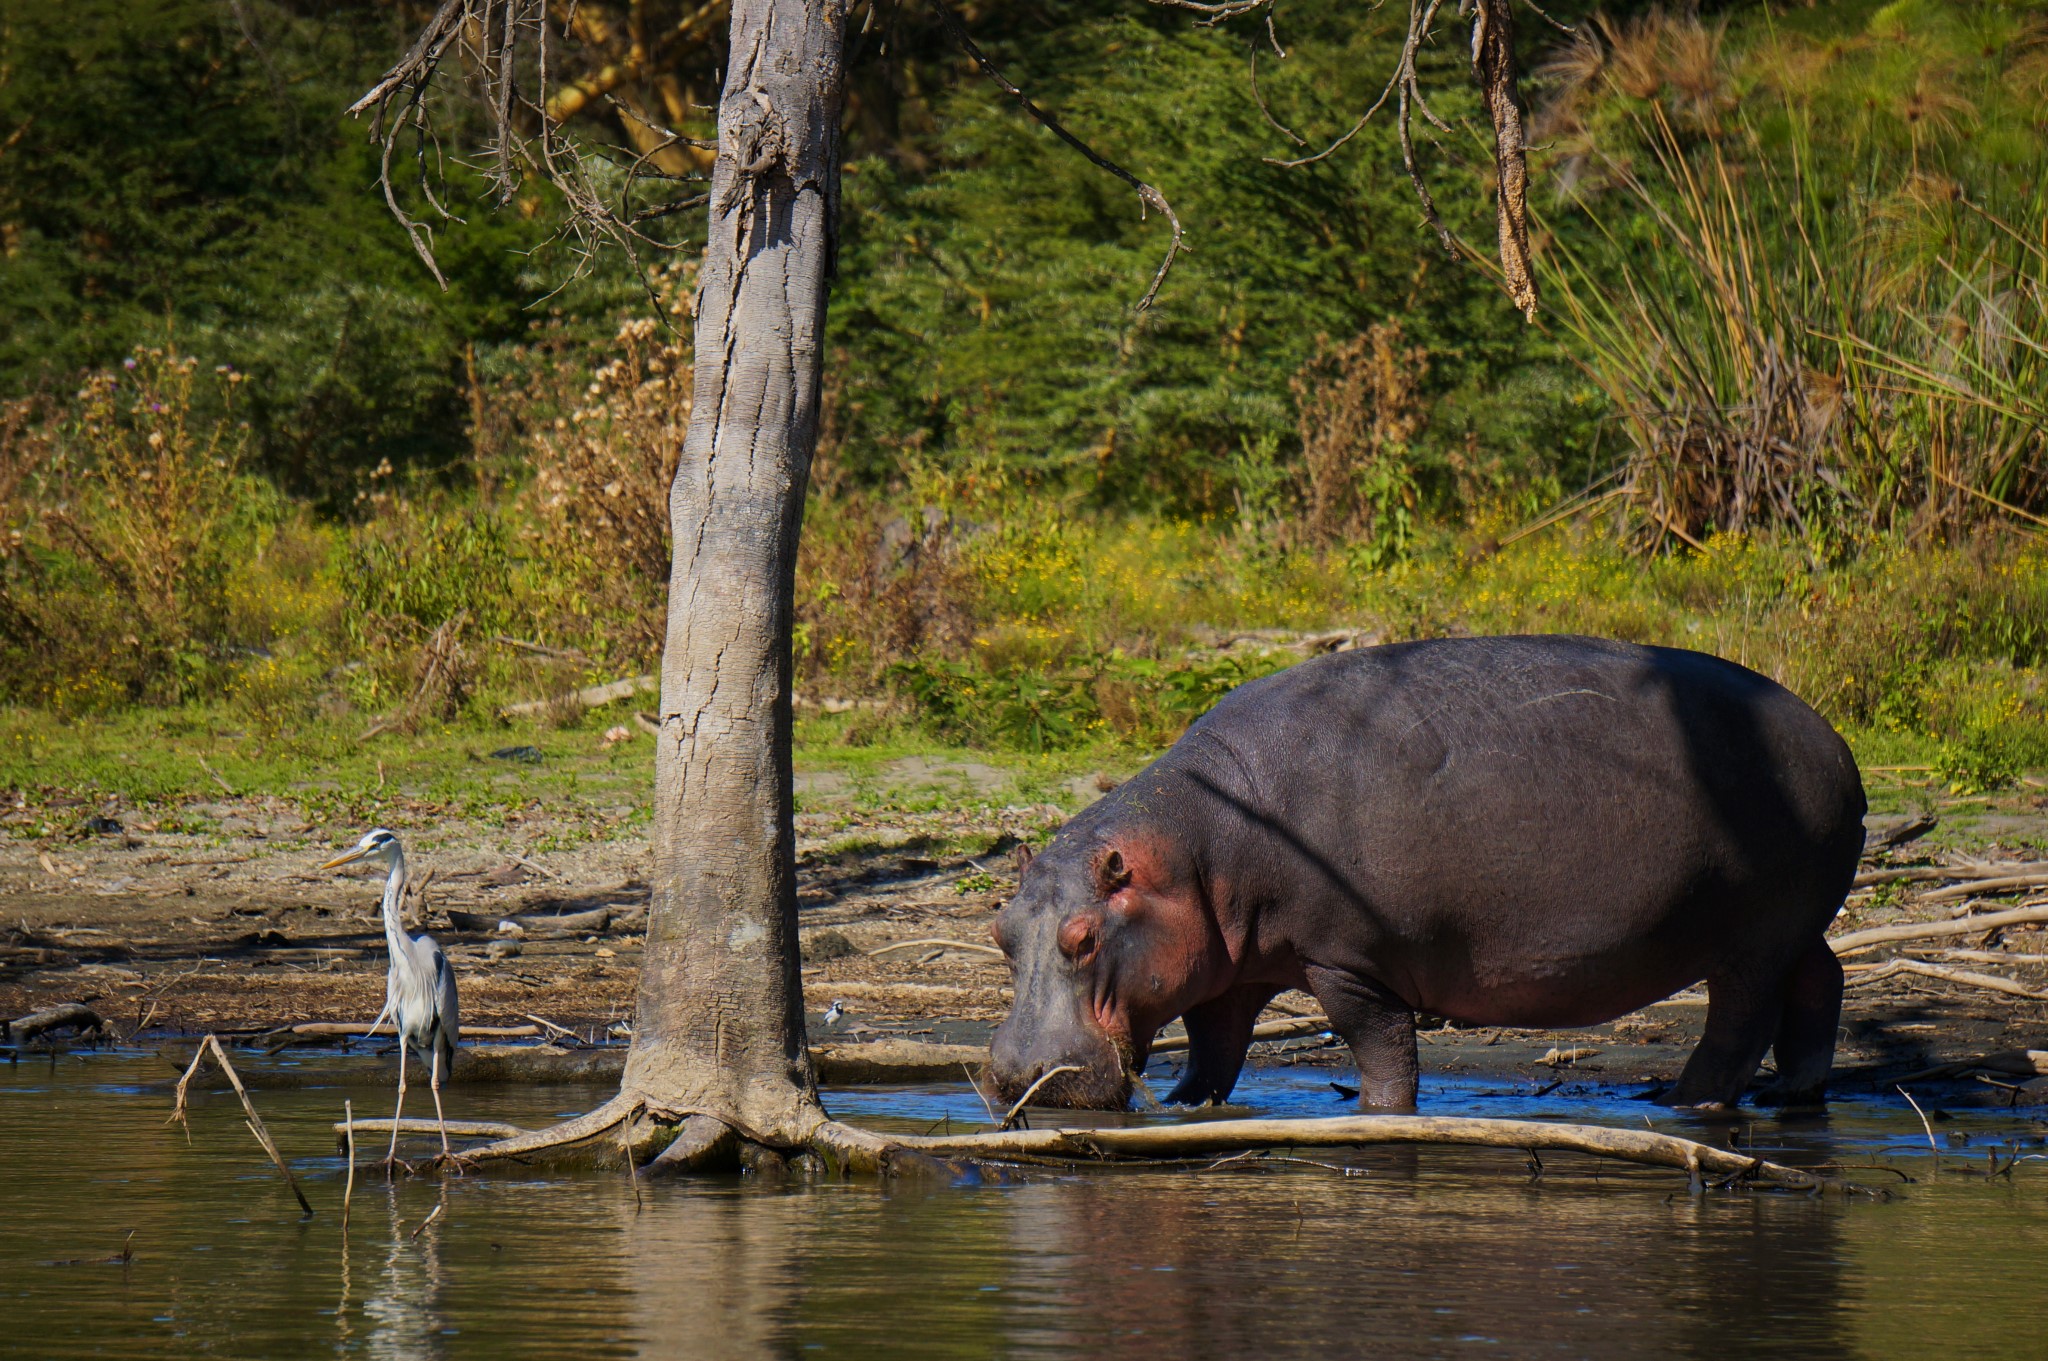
(1843, 958, 2048, 1001)
(169, 1034, 314, 1217)
(1919, 875, 2048, 903)
(895, 1115, 1832, 1190)
(4, 1002, 107, 1045)
(931, 0, 1184, 312)
(499, 673, 656, 718)
(1830, 905, 2048, 956)
(867, 937, 1006, 959)
(1471, 0, 1536, 319)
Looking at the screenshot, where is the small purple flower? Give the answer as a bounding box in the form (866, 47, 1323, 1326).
(123, 358, 138, 370)
(150, 402, 164, 413)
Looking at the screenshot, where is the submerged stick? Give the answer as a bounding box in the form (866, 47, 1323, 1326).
(335, 1117, 531, 1143)
(998, 1066, 1083, 1131)
(170, 1034, 314, 1217)
(895, 1115, 1833, 1190)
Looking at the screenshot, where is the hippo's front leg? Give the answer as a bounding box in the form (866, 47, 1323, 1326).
(1162, 983, 1278, 1106)
(1304, 965, 1418, 1110)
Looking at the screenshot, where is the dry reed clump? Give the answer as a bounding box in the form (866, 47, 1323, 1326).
(520, 265, 695, 660)
(1288, 324, 1427, 562)
(0, 349, 254, 707)
(794, 488, 981, 698)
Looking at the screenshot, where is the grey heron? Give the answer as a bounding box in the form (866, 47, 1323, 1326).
(322, 828, 459, 1165)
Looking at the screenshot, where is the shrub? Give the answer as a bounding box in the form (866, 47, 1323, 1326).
(0, 347, 259, 706)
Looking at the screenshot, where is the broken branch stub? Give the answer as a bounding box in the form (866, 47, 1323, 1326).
(1472, 0, 1537, 320)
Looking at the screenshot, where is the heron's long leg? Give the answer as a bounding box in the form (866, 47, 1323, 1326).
(388, 1034, 408, 1171)
(430, 1044, 449, 1156)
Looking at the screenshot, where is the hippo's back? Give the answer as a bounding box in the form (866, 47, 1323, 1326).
(1169, 635, 1864, 1021)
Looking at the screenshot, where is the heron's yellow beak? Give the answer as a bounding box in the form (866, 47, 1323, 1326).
(321, 846, 370, 870)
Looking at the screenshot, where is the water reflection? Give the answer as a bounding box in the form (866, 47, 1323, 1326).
(3, 1055, 2042, 1360)
(349, 1183, 451, 1361)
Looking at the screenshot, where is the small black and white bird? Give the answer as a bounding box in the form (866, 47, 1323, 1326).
(822, 999, 846, 1027)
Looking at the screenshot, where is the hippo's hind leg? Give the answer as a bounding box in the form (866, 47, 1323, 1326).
(1757, 936, 1843, 1105)
(1163, 983, 1280, 1106)
(1666, 967, 1784, 1109)
(1304, 966, 1418, 1111)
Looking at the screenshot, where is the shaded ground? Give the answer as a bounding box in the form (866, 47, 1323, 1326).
(5, 746, 2048, 1098)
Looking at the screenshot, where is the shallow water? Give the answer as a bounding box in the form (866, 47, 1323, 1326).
(4, 1051, 2045, 1359)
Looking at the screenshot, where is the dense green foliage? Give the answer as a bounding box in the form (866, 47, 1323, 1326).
(2, 0, 2046, 787)
(0, 0, 562, 502)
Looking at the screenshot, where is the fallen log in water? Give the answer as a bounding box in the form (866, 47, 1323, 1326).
(1829, 905, 2048, 957)
(893, 1115, 1832, 1190)
(5, 1002, 108, 1045)
(334, 1117, 532, 1146)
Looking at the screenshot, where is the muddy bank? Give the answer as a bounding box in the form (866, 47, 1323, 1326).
(6, 772, 2048, 1104)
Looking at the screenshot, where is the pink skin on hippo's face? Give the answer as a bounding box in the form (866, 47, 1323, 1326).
(986, 836, 1225, 1109)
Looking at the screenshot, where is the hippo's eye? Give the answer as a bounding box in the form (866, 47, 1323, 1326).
(1094, 848, 1130, 894)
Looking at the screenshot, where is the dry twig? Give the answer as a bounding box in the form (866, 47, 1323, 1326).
(169, 1034, 314, 1217)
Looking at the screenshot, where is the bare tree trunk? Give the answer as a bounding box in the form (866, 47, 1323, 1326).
(616, 0, 846, 1149)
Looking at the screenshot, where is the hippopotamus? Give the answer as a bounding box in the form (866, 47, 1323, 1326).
(987, 634, 1865, 1111)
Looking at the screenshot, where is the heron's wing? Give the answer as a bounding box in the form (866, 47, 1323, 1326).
(419, 933, 459, 1049)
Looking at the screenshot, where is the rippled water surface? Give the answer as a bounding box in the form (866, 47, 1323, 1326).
(4, 1051, 2044, 1359)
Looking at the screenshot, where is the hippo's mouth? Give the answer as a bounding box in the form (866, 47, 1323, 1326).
(985, 1028, 1137, 1111)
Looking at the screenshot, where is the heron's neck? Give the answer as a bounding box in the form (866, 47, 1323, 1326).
(380, 849, 409, 952)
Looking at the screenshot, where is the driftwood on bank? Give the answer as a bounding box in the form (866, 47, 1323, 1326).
(4, 1002, 108, 1045)
(894, 1115, 1830, 1190)
(445, 906, 617, 936)
(1829, 904, 2048, 956)
(1842, 958, 2048, 1002)
(498, 674, 655, 719)
(268, 1021, 542, 1042)
(1895, 1049, 2048, 1084)
(1919, 874, 2048, 904)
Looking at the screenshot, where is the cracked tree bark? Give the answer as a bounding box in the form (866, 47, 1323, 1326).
(614, 0, 845, 1153)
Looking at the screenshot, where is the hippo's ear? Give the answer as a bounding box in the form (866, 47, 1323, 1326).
(1012, 844, 1035, 877)
(1094, 847, 1131, 895)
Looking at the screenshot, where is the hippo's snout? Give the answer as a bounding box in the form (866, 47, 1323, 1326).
(987, 1012, 1131, 1110)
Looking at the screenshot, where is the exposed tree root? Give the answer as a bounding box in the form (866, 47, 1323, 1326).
(458, 1092, 647, 1164)
(645, 1114, 741, 1174)
(889, 1115, 1835, 1191)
